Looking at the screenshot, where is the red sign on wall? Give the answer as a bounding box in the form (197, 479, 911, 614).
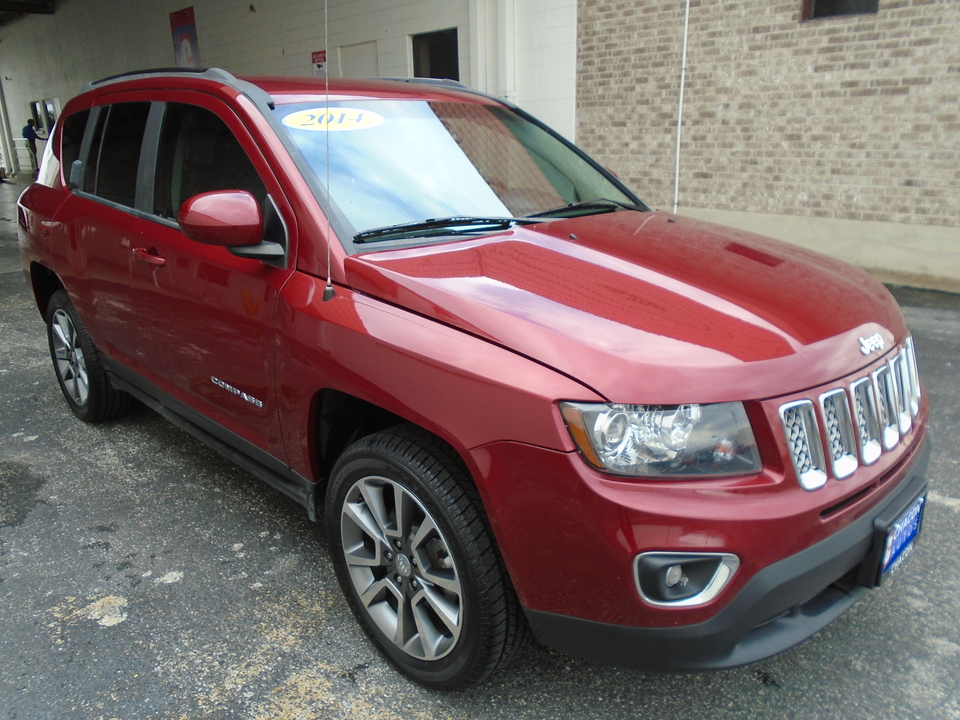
(312, 50, 327, 77)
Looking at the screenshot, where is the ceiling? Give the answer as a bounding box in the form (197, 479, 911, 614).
(0, 1, 54, 30)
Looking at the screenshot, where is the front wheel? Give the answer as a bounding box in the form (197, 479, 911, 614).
(46, 290, 131, 423)
(325, 426, 525, 689)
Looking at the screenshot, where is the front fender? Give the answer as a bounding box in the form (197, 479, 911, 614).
(275, 272, 602, 481)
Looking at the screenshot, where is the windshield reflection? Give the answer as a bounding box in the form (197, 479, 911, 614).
(275, 99, 636, 247)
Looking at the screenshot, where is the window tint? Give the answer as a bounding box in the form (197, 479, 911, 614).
(89, 102, 151, 207)
(154, 103, 266, 220)
(81, 110, 106, 195)
(61, 109, 90, 185)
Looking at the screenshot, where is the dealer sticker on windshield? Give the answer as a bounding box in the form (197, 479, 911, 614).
(882, 495, 925, 577)
(282, 108, 385, 131)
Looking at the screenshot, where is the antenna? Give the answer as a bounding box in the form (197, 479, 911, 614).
(322, 0, 335, 302)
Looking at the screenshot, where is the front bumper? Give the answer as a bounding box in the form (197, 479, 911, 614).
(524, 437, 930, 671)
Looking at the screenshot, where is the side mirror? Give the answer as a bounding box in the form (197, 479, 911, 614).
(178, 190, 263, 247)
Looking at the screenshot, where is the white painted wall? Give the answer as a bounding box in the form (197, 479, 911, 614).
(195, 0, 470, 80)
(514, 0, 576, 139)
(0, 0, 182, 172)
(467, 0, 577, 139)
(0, 0, 577, 173)
(339, 41, 380, 78)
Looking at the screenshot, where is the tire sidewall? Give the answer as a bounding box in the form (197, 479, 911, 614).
(325, 443, 486, 689)
(45, 290, 113, 422)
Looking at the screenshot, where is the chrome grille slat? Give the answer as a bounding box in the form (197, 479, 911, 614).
(904, 337, 921, 418)
(873, 364, 900, 451)
(850, 378, 882, 465)
(818, 389, 858, 480)
(779, 337, 921, 491)
(780, 400, 827, 491)
(890, 354, 912, 435)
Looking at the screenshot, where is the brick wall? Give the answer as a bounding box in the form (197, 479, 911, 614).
(577, 0, 960, 227)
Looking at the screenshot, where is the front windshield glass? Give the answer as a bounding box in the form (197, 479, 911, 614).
(274, 99, 641, 247)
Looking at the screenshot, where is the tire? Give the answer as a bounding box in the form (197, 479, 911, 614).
(325, 426, 525, 689)
(46, 290, 131, 423)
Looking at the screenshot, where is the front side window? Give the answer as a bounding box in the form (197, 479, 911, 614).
(153, 103, 266, 220)
(276, 99, 639, 248)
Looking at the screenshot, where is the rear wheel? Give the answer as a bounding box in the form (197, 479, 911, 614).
(325, 426, 525, 689)
(46, 290, 131, 423)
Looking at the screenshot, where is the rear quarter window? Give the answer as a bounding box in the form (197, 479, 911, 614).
(60, 109, 90, 185)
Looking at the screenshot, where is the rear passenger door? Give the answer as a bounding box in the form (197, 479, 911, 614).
(124, 95, 296, 459)
(55, 102, 153, 351)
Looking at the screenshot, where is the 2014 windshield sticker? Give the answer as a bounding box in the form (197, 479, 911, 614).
(282, 108, 385, 131)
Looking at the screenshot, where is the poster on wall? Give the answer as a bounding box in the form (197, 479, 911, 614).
(170, 7, 201, 68)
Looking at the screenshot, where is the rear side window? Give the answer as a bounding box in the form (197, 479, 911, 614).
(153, 103, 266, 220)
(60, 109, 90, 185)
(83, 102, 151, 208)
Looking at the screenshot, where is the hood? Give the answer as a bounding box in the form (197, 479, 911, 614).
(344, 212, 906, 403)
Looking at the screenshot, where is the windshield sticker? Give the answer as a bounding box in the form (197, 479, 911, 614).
(282, 108, 385, 131)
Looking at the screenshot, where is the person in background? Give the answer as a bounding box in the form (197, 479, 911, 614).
(22, 118, 43, 169)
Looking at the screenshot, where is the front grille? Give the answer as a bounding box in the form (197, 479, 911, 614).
(779, 337, 921, 491)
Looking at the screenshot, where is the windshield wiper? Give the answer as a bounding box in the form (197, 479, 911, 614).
(525, 198, 647, 219)
(354, 216, 540, 243)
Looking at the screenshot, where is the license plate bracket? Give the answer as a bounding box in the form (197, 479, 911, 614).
(861, 493, 926, 587)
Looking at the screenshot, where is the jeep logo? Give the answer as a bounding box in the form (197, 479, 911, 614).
(859, 333, 885, 355)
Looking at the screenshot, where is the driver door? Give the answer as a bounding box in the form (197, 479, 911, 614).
(124, 97, 296, 459)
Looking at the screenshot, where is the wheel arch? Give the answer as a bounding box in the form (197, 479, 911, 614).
(309, 389, 526, 597)
(311, 388, 479, 488)
(29, 262, 64, 318)
(313, 388, 407, 487)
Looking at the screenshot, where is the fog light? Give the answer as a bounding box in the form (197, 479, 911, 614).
(664, 564, 686, 588)
(634, 552, 740, 607)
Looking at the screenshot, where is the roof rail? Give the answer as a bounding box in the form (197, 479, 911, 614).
(379, 76, 470, 91)
(377, 76, 516, 109)
(80, 67, 277, 114)
(83, 67, 238, 92)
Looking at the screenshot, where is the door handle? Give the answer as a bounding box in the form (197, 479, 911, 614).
(132, 247, 166, 267)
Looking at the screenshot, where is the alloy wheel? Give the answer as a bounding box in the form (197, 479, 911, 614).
(50, 308, 89, 406)
(339, 474, 463, 661)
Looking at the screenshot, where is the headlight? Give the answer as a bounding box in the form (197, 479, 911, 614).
(559, 401, 761, 478)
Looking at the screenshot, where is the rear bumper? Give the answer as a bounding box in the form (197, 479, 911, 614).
(525, 437, 930, 671)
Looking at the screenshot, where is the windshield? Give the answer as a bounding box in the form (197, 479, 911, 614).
(274, 99, 644, 248)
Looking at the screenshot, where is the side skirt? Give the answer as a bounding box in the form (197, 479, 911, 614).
(104, 359, 319, 522)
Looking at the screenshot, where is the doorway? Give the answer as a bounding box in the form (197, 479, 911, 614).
(412, 28, 459, 81)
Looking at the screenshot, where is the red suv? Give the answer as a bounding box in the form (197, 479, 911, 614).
(18, 69, 929, 689)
